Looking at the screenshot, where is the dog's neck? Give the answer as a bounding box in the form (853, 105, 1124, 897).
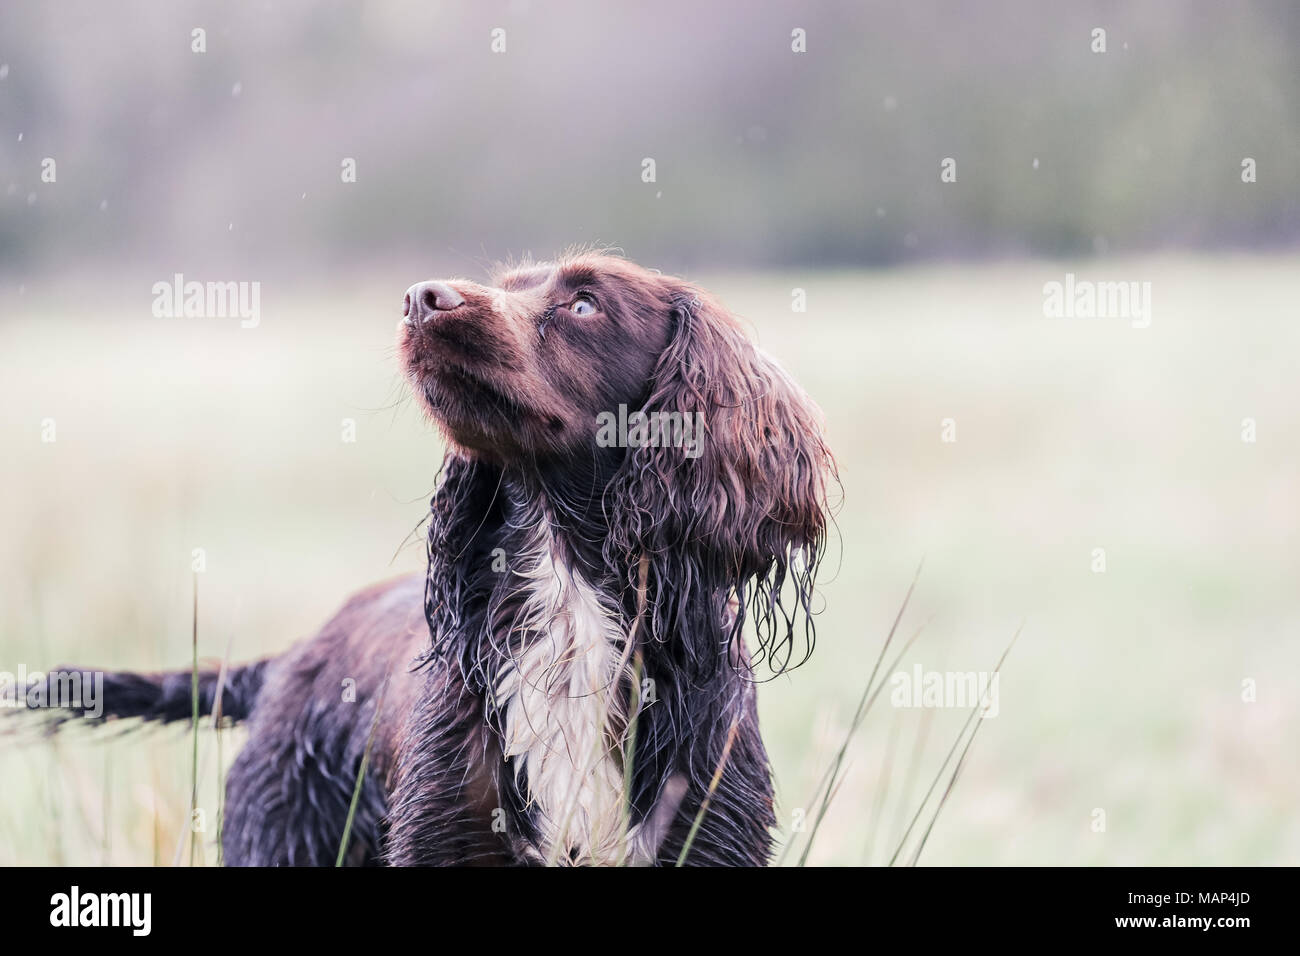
(483, 485, 649, 865)
(425, 451, 737, 865)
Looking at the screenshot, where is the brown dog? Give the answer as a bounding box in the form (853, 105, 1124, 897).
(43, 252, 835, 866)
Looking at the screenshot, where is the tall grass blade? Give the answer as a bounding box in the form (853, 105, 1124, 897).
(908, 712, 983, 867)
(862, 707, 902, 864)
(888, 706, 935, 860)
(101, 750, 111, 866)
(906, 625, 1022, 866)
(190, 571, 199, 865)
(789, 562, 927, 866)
(888, 624, 1021, 866)
(335, 675, 390, 867)
(615, 650, 644, 867)
(675, 717, 741, 866)
(210, 630, 234, 867)
(170, 572, 200, 868)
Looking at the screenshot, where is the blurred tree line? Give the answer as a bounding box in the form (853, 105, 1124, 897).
(1, 0, 1297, 276)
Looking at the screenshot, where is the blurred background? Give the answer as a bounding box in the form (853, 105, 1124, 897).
(2, 0, 1298, 865)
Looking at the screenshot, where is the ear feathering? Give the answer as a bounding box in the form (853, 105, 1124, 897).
(421, 452, 504, 687)
(602, 288, 836, 681)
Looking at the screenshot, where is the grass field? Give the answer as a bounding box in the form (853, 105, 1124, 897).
(3, 253, 1298, 865)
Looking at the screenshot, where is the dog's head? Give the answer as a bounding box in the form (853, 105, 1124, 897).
(400, 253, 673, 462)
(403, 251, 836, 677)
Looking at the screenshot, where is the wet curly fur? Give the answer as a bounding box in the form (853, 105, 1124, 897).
(34, 252, 835, 866)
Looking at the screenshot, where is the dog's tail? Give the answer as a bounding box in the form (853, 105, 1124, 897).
(14, 661, 270, 729)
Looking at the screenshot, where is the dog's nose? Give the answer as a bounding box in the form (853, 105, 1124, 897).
(404, 281, 466, 324)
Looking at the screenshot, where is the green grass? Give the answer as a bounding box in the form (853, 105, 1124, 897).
(3, 253, 1299, 865)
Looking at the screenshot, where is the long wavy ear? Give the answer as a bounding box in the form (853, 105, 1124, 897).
(604, 287, 836, 681)
(422, 450, 502, 682)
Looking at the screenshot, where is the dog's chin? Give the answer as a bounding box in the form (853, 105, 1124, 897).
(412, 374, 503, 451)
(399, 327, 576, 460)
(411, 367, 569, 463)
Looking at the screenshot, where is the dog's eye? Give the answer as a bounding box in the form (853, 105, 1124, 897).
(569, 295, 597, 316)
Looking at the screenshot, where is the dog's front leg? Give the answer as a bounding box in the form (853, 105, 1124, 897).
(653, 705, 779, 867)
(383, 668, 515, 866)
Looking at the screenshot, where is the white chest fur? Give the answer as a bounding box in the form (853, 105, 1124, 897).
(490, 520, 647, 865)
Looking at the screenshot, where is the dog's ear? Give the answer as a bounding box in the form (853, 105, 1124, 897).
(605, 287, 836, 678)
(423, 451, 501, 670)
